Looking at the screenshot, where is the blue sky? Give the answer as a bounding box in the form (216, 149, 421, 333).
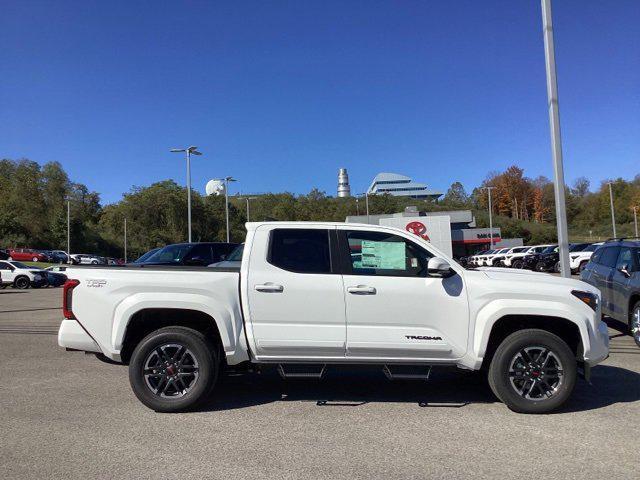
(2, 0, 638, 204)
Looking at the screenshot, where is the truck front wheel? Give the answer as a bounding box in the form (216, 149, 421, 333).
(129, 326, 219, 412)
(488, 329, 577, 414)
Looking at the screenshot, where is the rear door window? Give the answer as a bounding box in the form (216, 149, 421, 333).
(269, 229, 332, 274)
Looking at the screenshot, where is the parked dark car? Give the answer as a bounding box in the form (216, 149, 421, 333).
(522, 245, 558, 270)
(133, 247, 162, 264)
(139, 242, 240, 266)
(42, 266, 67, 287)
(535, 243, 590, 272)
(581, 239, 640, 347)
(0, 249, 9, 260)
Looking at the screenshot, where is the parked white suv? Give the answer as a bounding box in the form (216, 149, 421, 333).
(570, 243, 603, 274)
(484, 248, 512, 267)
(59, 222, 609, 414)
(506, 245, 554, 269)
(0, 260, 47, 289)
(499, 246, 531, 267)
(70, 254, 105, 265)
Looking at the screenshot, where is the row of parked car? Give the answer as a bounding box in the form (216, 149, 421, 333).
(0, 261, 69, 289)
(0, 248, 125, 265)
(465, 242, 601, 274)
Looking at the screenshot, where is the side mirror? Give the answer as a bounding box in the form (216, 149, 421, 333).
(428, 257, 454, 278)
(618, 264, 631, 277)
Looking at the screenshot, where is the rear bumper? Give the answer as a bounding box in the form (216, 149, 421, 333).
(58, 319, 101, 353)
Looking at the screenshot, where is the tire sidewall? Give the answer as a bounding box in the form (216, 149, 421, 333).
(512, 259, 523, 269)
(129, 327, 218, 412)
(489, 329, 577, 414)
(630, 302, 640, 348)
(14, 276, 30, 289)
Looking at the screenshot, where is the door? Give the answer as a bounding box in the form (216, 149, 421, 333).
(246, 226, 346, 360)
(592, 246, 620, 315)
(610, 247, 635, 321)
(0, 262, 16, 283)
(339, 228, 469, 361)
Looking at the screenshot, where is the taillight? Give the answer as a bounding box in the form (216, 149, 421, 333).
(63, 279, 80, 319)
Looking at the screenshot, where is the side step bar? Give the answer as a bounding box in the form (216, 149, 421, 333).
(278, 364, 327, 380)
(383, 364, 432, 381)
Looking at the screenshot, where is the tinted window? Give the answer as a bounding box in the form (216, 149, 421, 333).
(269, 229, 331, 274)
(186, 244, 213, 264)
(345, 230, 433, 277)
(569, 244, 588, 252)
(583, 244, 600, 252)
(512, 247, 527, 253)
(599, 247, 620, 268)
(0, 262, 12, 270)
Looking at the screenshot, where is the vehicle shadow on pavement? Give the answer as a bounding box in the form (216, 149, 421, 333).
(197, 364, 640, 414)
(199, 367, 498, 412)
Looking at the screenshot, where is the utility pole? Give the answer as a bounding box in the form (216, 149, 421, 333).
(356, 198, 360, 216)
(365, 192, 370, 224)
(244, 197, 257, 222)
(170, 146, 202, 243)
(633, 206, 638, 237)
(607, 182, 617, 238)
(124, 217, 127, 263)
(221, 177, 237, 242)
(67, 200, 71, 263)
(541, 0, 570, 278)
(482, 186, 496, 248)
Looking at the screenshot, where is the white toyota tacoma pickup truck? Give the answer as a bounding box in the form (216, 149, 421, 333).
(58, 222, 609, 414)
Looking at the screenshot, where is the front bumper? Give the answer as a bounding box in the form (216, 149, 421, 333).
(584, 318, 610, 367)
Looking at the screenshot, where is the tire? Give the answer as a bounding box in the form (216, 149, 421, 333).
(488, 329, 577, 414)
(629, 301, 640, 348)
(14, 276, 30, 289)
(579, 260, 588, 273)
(553, 262, 561, 273)
(128, 326, 219, 412)
(512, 259, 523, 269)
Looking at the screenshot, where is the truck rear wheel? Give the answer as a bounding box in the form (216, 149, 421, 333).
(128, 326, 219, 412)
(488, 329, 576, 414)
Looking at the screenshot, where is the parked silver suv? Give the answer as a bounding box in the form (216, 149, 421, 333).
(580, 239, 640, 347)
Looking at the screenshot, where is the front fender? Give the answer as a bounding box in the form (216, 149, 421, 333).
(472, 298, 591, 360)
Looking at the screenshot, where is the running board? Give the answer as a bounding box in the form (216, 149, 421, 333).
(383, 365, 432, 381)
(277, 364, 327, 380)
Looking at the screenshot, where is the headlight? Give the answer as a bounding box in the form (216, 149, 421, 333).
(571, 290, 598, 312)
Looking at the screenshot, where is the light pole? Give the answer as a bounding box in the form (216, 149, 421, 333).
(607, 182, 617, 238)
(67, 200, 71, 263)
(124, 217, 128, 263)
(170, 146, 202, 243)
(357, 193, 370, 223)
(244, 196, 257, 222)
(218, 176, 237, 242)
(355, 198, 360, 216)
(633, 206, 638, 237)
(482, 186, 495, 248)
(541, 0, 570, 278)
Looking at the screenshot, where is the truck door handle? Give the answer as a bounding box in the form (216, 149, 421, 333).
(254, 283, 284, 293)
(347, 285, 376, 295)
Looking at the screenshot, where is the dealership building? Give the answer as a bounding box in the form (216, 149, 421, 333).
(346, 207, 522, 258)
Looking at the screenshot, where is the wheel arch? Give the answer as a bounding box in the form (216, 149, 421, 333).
(119, 308, 224, 364)
(628, 293, 640, 326)
(480, 314, 583, 370)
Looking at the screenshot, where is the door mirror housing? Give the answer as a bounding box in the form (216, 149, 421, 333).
(428, 257, 454, 278)
(618, 264, 631, 277)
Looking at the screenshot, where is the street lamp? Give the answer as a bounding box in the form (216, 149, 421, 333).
(170, 146, 202, 243)
(607, 181, 617, 238)
(633, 206, 638, 238)
(357, 192, 370, 224)
(243, 196, 257, 222)
(482, 186, 495, 248)
(217, 176, 237, 242)
(541, 0, 571, 277)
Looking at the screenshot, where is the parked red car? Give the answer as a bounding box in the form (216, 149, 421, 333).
(8, 248, 49, 262)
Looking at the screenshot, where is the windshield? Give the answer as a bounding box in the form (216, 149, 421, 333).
(135, 248, 161, 263)
(145, 244, 193, 263)
(226, 244, 244, 261)
(583, 243, 600, 252)
(10, 261, 31, 269)
(541, 246, 557, 254)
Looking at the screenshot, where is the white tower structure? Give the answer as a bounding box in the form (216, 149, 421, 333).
(337, 168, 351, 198)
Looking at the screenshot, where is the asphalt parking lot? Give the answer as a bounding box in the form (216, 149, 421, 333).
(1, 288, 638, 480)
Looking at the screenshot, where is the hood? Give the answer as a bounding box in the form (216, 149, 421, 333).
(479, 267, 598, 293)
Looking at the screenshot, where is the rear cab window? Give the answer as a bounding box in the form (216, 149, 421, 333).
(268, 229, 332, 274)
